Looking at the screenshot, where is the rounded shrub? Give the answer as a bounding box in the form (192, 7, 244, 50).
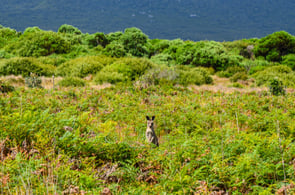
(58, 24, 82, 35)
(269, 77, 286, 96)
(103, 42, 126, 58)
(0, 57, 55, 77)
(94, 71, 127, 84)
(177, 67, 213, 86)
(230, 72, 248, 82)
(58, 77, 86, 87)
(56, 56, 115, 78)
(5, 31, 71, 57)
(252, 65, 295, 87)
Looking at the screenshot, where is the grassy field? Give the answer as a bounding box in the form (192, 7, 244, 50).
(1, 76, 295, 194)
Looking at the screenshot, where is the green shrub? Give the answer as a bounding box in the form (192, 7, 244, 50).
(94, 57, 153, 84)
(216, 70, 231, 78)
(94, 71, 127, 84)
(173, 41, 242, 70)
(231, 82, 244, 88)
(58, 24, 82, 35)
(252, 65, 295, 87)
(103, 42, 126, 57)
(114, 58, 154, 80)
(282, 54, 295, 70)
(56, 56, 114, 77)
(0, 57, 55, 77)
(248, 65, 268, 75)
(86, 32, 109, 48)
(177, 67, 213, 86)
(121, 27, 149, 57)
(254, 31, 295, 62)
(137, 65, 179, 86)
(178, 70, 205, 86)
(0, 26, 19, 48)
(23, 26, 42, 35)
(38, 56, 67, 67)
(269, 77, 286, 96)
(150, 53, 174, 65)
(5, 31, 71, 57)
(230, 72, 248, 82)
(58, 77, 86, 87)
(217, 66, 246, 78)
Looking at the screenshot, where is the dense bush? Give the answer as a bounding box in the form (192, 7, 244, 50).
(95, 71, 127, 84)
(173, 41, 242, 70)
(230, 72, 248, 82)
(0, 26, 19, 48)
(137, 65, 179, 86)
(0, 57, 55, 77)
(58, 24, 82, 35)
(269, 77, 286, 96)
(254, 31, 295, 61)
(253, 65, 295, 87)
(137, 65, 213, 87)
(58, 77, 86, 87)
(55, 56, 113, 77)
(218, 65, 247, 78)
(94, 57, 153, 84)
(87, 32, 109, 48)
(121, 27, 149, 57)
(5, 31, 71, 57)
(103, 42, 126, 57)
(282, 54, 295, 70)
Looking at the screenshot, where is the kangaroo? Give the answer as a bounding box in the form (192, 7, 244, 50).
(146, 116, 159, 147)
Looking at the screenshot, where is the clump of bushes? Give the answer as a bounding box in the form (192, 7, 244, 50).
(137, 65, 179, 86)
(5, 31, 71, 57)
(136, 65, 213, 87)
(0, 57, 55, 77)
(56, 56, 113, 78)
(177, 67, 213, 86)
(58, 77, 86, 87)
(217, 66, 246, 78)
(230, 72, 248, 82)
(269, 77, 286, 96)
(95, 71, 127, 84)
(253, 65, 295, 87)
(94, 57, 153, 84)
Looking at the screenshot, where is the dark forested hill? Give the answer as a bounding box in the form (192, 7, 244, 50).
(1, 0, 295, 41)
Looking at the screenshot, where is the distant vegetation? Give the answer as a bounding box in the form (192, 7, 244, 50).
(1, 24, 295, 88)
(1, 24, 295, 194)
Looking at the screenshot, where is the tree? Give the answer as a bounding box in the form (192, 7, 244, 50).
(58, 24, 82, 35)
(121, 27, 149, 57)
(103, 42, 126, 58)
(87, 32, 109, 48)
(254, 31, 295, 62)
(5, 31, 71, 57)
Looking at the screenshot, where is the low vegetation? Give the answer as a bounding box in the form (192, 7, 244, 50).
(1, 24, 295, 194)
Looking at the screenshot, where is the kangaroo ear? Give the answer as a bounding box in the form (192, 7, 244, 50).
(146, 116, 150, 120)
(152, 116, 155, 120)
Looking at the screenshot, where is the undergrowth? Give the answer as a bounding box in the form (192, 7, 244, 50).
(1, 84, 295, 194)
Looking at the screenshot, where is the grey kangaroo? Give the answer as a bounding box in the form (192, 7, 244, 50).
(146, 116, 159, 147)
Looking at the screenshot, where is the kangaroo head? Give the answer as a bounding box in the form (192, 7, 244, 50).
(146, 116, 155, 128)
